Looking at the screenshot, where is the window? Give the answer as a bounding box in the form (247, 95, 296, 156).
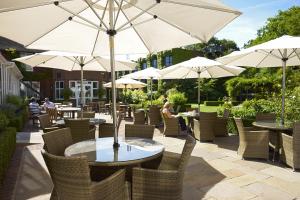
(142, 62, 147, 69)
(92, 81, 98, 99)
(152, 59, 157, 68)
(55, 81, 64, 100)
(165, 55, 173, 67)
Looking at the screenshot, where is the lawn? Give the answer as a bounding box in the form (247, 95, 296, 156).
(189, 104, 220, 112)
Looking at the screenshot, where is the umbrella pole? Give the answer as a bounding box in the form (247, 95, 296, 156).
(108, 0, 119, 147)
(80, 57, 84, 119)
(124, 84, 127, 104)
(197, 71, 200, 112)
(281, 49, 288, 125)
(150, 77, 153, 105)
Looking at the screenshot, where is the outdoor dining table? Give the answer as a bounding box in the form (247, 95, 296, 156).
(55, 118, 106, 127)
(180, 111, 200, 130)
(57, 107, 81, 118)
(252, 121, 293, 161)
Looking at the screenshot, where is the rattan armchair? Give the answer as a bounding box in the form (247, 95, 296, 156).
(65, 118, 96, 143)
(256, 112, 276, 122)
(42, 151, 128, 200)
(133, 110, 146, 125)
(234, 118, 269, 159)
(193, 112, 217, 142)
(77, 111, 96, 118)
(214, 109, 230, 137)
(280, 122, 300, 170)
(148, 105, 161, 127)
(125, 124, 155, 139)
(38, 114, 60, 133)
(46, 107, 59, 123)
(132, 135, 196, 200)
(42, 128, 73, 156)
(99, 113, 123, 138)
(161, 112, 180, 137)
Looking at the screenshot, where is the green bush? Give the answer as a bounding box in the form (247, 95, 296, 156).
(8, 116, 23, 132)
(0, 104, 17, 119)
(0, 127, 17, 186)
(131, 90, 148, 105)
(6, 95, 24, 107)
(63, 88, 73, 101)
(0, 113, 9, 131)
(204, 101, 224, 106)
(167, 89, 187, 109)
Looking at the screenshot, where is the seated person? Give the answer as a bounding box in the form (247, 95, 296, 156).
(29, 97, 41, 116)
(43, 98, 55, 109)
(162, 102, 187, 131)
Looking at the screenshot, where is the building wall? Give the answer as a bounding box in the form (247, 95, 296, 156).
(0, 53, 23, 104)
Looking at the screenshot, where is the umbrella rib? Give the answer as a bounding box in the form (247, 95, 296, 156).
(217, 65, 239, 76)
(295, 49, 300, 63)
(24, 0, 101, 47)
(116, 3, 152, 53)
(122, 0, 206, 43)
(91, 25, 101, 55)
(118, 18, 155, 32)
(113, 0, 124, 29)
(83, 0, 109, 30)
(116, 3, 157, 32)
(163, 0, 242, 15)
(70, 56, 77, 71)
(287, 48, 296, 59)
(28, 55, 57, 68)
(255, 50, 273, 67)
(57, 4, 105, 31)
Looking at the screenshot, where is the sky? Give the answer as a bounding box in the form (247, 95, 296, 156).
(216, 0, 300, 48)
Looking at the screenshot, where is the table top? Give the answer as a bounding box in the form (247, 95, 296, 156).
(57, 107, 81, 112)
(180, 111, 200, 118)
(253, 121, 293, 131)
(65, 137, 164, 166)
(56, 118, 106, 126)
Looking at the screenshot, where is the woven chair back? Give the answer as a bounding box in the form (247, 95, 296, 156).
(294, 122, 300, 152)
(77, 111, 95, 118)
(46, 107, 58, 122)
(99, 123, 114, 138)
(42, 128, 73, 156)
(234, 118, 246, 140)
(125, 124, 155, 139)
(38, 114, 51, 129)
(133, 110, 145, 125)
(41, 151, 93, 199)
(255, 112, 276, 122)
(65, 118, 90, 143)
(148, 105, 161, 126)
(178, 135, 196, 173)
(199, 111, 217, 133)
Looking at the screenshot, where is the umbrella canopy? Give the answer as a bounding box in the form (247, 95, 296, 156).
(217, 35, 300, 124)
(123, 67, 162, 104)
(103, 77, 146, 89)
(13, 51, 136, 71)
(0, 0, 241, 146)
(160, 56, 245, 108)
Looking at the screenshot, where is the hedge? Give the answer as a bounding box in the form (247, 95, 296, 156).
(0, 127, 16, 187)
(204, 101, 241, 106)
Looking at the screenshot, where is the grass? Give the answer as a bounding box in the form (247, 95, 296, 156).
(189, 104, 219, 112)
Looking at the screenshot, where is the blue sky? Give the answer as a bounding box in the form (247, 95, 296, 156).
(216, 0, 300, 48)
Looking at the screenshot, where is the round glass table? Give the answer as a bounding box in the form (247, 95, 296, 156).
(64, 137, 164, 166)
(57, 107, 81, 118)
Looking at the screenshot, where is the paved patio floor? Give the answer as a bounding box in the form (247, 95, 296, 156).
(3, 113, 300, 200)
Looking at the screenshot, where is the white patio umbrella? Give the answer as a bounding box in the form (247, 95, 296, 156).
(0, 0, 241, 147)
(123, 67, 162, 105)
(13, 51, 136, 110)
(160, 56, 245, 110)
(217, 35, 300, 124)
(104, 77, 146, 103)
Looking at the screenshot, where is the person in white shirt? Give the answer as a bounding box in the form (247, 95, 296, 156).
(29, 97, 41, 115)
(43, 98, 55, 109)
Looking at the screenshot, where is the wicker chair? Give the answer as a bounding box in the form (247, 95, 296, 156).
(42, 128, 73, 156)
(77, 111, 96, 118)
(148, 105, 161, 127)
(280, 122, 300, 170)
(38, 114, 60, 133)
(133, 110, 146, 125)
(234, 118, 269, 159)
(214, 109, 230, 137)
(125, 124, 155, 139)
(161, 112, 180, 137)
(99, 113, 123, 138)
(132, 135, 196, 200)
(42, 151, 128, 200)
(65, 118, 96, 143)
(98, 101, 106, 113)
(46, 107, 59, 123)
(193, 112, 217, 142)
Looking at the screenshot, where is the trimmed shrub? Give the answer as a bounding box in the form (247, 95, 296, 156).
(204, 101, 224, 106)
(0, 113, 9, 131)
(0, 127, 17, 187)
(8, 116, 23, 132)
(167, 89, 187, 109)
(6, 95, 23, 107)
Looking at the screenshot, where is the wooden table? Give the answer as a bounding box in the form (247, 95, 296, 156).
(57, 107, 81, 118)
(253, 121, 292, 161)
